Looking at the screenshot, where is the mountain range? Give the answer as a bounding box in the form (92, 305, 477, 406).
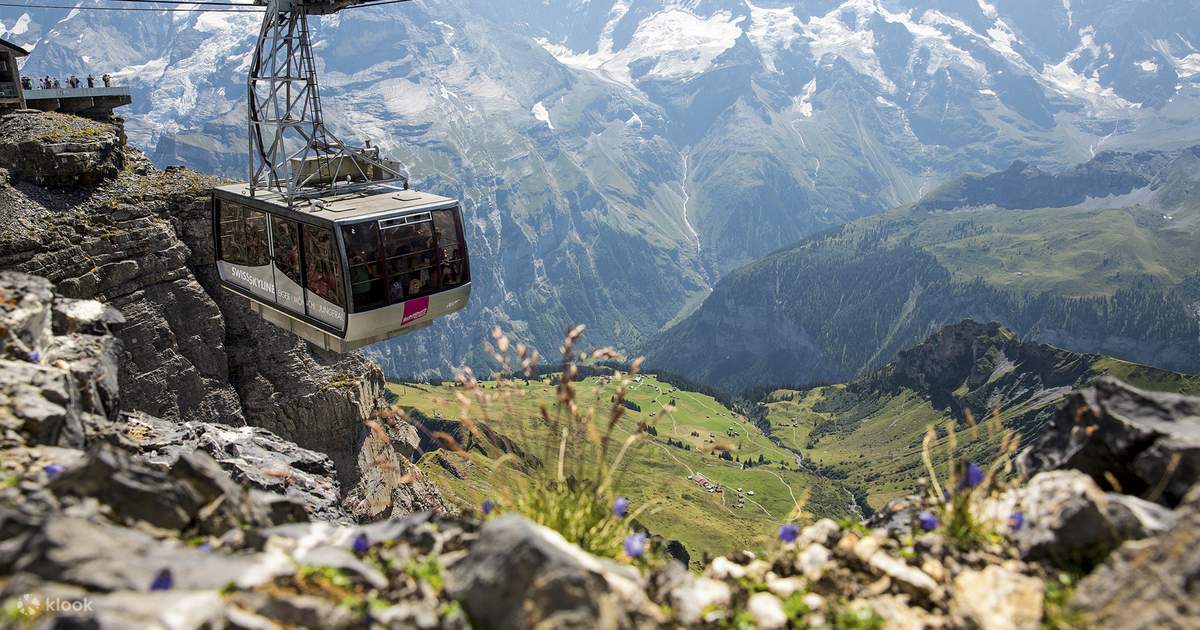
(645, 144, 1200, 391)
(5, 0, 1200, 379)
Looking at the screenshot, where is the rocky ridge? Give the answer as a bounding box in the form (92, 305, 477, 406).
(2, 281, 1198, 628)
(0, 109, 447, 517)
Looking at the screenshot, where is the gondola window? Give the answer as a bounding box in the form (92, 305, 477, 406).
(382, 216, 436, 303)
(270, 215, 305, 314)
(302, 224, 346, 326)
(342, 222, 386, 311)
(433, 209, 467, 289)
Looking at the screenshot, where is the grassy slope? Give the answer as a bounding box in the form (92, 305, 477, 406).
(764, 357, 1200, 511)
(390, 375, 854, 562)
(850, 200, 1200, 298)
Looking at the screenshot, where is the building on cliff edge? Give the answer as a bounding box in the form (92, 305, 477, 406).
(0, 37, 28, 110)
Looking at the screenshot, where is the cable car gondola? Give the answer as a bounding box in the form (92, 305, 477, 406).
(213, 183, 471, 352)
(210, 0, 470, 352)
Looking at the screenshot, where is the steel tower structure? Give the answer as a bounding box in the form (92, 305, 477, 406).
(247, 0, 407, 202)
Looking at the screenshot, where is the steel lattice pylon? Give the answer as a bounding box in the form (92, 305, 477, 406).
(247, 0, 406, 202)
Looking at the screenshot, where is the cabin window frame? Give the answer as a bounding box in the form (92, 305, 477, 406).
(432, 207, 469, 290)
(341, 221, 389, 312)
(379, 212, 437, 307)
(212, 193, 349, 335)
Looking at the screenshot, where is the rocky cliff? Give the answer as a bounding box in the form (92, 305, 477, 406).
(0, 109, 447, 517)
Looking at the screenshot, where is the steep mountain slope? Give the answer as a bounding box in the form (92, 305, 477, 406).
(5, 0, 1200, 377)
(646, 145, 1200, 391)
(758, 320, 1200, 508)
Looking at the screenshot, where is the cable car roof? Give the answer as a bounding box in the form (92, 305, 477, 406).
(215, 183, 457, 224)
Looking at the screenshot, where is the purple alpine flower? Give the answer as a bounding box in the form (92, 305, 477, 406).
(917, 511, 940, 532)
(778, 522, 800, 544)
(613, 496, 629, 518)
(482, 499, 494, 515)
(149, 568, 173, 591)
(43, 463, 64, 477)
(957, 462, 984, 491)
(1008, 511, 1025, 532)
(624, 532, 647, 558)
(198, 543, 213, 552)
(351, 533, 370, 555)
(26, 351, 40, 363)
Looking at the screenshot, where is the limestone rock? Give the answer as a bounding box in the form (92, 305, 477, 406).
(951, 565, 1044, 630)
(116, 412, 347, 522)
(446, 514, 663, 630)
(48, 445, 275, 535)
(747, 592, 787, 630)
(1024, 377, 1200, 506)
(1002, 470, 1165, 564)
(1072, 483, 1200, 627)
(0, 112, 123, 187)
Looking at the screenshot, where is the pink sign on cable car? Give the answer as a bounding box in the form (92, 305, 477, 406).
(402, 296, 430, 325)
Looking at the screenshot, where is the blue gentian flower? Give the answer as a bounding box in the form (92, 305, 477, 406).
(198, 543, 213, 552)
(957, 462, 984, 491)
(26, 351, 40, 363)
(1008, 511, 1024, 531)
(624, 532, 647, 558)
(149, 568, 173, 591)
(482, 499, 494, 515)
(918, 511, 940, 532)
(613, 496, 629, 518)
(351, 533, 370, 555)
(44, 463, 64, 477)
(778, 522, 800, 544)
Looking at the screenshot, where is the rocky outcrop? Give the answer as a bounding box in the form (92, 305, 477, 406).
(1073, 484, 1200, 627)
(1024, 376, 1200, 507)
(0, 111, 124, 187)
(0, 110, 445, 516)
(446, 515, 664, 630)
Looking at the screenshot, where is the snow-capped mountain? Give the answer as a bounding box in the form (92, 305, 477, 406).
(4, 0, 1199, 376)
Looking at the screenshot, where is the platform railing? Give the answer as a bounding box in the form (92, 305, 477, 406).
(23, 86, 131, 100)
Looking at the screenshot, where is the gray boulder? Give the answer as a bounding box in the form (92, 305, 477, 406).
(48, 445, 276, 535)
(445, 514, 664, 630)
(1001, 470, 1172, 565)
(1072, 483, 1200, 627)
(0, 513, 263, 592)
(115, 411, 348, 522)
(1024, 377, 1200, 506)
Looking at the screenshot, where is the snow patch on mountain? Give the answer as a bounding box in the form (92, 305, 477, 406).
(800, 1, 893, 91)
(745, 1, 800, 74)
(531, 100, 554, 129)
(0, 12, 30, 37)
(539, 4, 743, 83)
(1042, 27, 1139, 113)
(794, 78, 817, 117)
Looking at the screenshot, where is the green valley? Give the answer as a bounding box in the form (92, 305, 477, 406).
(755, 321, 1200, 510)
(388, 373, 857, 563)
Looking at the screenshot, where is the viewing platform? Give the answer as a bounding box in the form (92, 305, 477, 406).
(23, 86, 132, 117)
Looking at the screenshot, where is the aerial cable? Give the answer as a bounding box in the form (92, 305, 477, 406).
(0, 1, 262, 10)
(345, 0, 413, 8)
(97, 0, 261, 6)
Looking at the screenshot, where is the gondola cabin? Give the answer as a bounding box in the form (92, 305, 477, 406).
(212, 183, 470, 352)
